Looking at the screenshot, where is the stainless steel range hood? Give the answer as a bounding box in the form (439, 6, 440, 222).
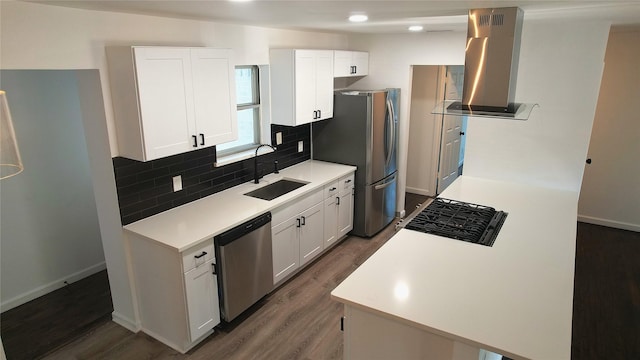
(433, 7, 537, 120)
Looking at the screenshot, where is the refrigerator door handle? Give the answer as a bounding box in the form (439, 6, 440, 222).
(385, 98, 396, 168)
(374, 174, 397, 190)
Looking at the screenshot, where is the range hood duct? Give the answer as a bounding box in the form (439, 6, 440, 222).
(435, 7, 537, 120)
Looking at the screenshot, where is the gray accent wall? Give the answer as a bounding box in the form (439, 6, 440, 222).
(0, 70, 106, 311)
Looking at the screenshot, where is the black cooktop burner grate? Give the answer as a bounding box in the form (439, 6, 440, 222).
(405, 198, 507, 247)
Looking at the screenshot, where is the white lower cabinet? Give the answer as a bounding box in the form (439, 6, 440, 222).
(299, 202, 324, 265)
(272, 188, 324, 285)
(324, 173, 355, 248)
(272, 217, 301, 284)
(272, 171, 355, 286)
(184, 259, 220, 342)
(126, 236, 220, 353)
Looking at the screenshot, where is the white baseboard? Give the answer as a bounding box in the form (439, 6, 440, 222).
(0, 262, 107, 313)
(112, 311, 140, 333)
(577, 215, 640, 232)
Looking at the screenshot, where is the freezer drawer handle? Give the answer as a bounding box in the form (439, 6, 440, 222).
(194, 251, 207, 259)
(374, 176, 396, 190)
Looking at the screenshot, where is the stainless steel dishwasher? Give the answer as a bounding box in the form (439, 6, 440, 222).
(214, 212, 273, 322)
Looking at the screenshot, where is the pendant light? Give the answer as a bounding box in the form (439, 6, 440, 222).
(0, 90, 24, 179)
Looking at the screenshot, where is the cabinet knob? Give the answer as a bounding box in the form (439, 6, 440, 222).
(586, 158, 592, 164)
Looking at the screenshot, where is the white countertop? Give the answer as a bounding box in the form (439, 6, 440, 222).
(123, 160, 356, 252)
(331, 176, 578, 359)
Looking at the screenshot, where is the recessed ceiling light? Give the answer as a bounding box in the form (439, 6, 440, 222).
(349, 14, 368, 23)
(408, 25, 424, 32)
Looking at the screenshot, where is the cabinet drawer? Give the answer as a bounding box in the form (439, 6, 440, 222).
(341, 173, 355, 192)
(272, 188, 323, 226)
(324, 180, 340, 199)
(182, 241, 215, 272)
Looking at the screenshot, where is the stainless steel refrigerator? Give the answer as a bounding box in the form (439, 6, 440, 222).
(312, 89, 399, 237)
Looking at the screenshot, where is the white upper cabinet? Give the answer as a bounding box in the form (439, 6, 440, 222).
(270, 49, 334, 126)
(107, 46, 237, 161)
(334, 51, 369, 77)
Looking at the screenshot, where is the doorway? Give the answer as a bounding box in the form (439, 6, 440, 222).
(406, 65, 466, 198)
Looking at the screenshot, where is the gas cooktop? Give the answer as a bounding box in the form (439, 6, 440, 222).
(405, 198, 508, 247)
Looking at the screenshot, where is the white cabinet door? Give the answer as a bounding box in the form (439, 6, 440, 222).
(333, 51, 369, 78)
(315, 50, 335, 120)
(134, 47, 196, 160)
(294, 50, 318, 125)
(272, 217, 300, 284)
(352, 51, 369, 76)
(337, 188, 354, 239)
(109, 46, 236, 162)
(191, 48, 237, 147)
(184, 260, 220, 342)
(299, 202, 325, 266)
(324, 196, 339, 247)
(333, 50, 353, 77)
(271, 49, 334, 126)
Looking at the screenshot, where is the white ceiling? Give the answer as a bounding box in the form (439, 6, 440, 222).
(27, 0, 640, 34)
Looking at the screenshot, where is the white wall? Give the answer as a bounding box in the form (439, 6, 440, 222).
(463, 19, 610, 193)
(578, 27, 640, 231)
(0, 1, 348, 156)
(0, 0, 348, 329)
(346, 32, 467, 214)
(0, 70, 105, 311)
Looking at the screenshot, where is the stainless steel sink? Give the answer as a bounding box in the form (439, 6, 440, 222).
(244, 179, 308, 201)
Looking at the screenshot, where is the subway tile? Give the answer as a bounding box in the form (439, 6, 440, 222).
(113, 124, 311, 224)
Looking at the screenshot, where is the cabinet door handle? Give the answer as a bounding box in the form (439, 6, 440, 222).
(318, 109, 321, 118)
(192, 135, 198, 148)
(312, 110, 317, 119)
(211, 263, 217, 275)
(301, 216, 306, 226)
(194, 251, 207, 259)
(345, 179, 352, 184)
(336, 196, 340, 205)
(296, 218, 301, 228)
(200, 133, 205, 146)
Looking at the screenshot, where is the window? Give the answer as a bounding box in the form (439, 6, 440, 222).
(216, 65, 261, 156)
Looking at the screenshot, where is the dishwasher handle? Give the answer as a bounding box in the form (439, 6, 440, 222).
(215, 212, 272, 247)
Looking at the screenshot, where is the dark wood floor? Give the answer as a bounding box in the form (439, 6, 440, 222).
(1, 270, 113, 360)
(571, 222, 640, 359)
(2, 203, 638, 359)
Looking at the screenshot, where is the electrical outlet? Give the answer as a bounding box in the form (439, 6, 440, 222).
(298, 141, 304, 152)
(276, 132, 283, 145)
(173, 175, 183, 192)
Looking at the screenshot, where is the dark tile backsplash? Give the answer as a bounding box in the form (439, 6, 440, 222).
(114, 124, 311, 225)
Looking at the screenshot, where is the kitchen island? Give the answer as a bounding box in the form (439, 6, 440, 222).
(331, 176, 578, 360)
